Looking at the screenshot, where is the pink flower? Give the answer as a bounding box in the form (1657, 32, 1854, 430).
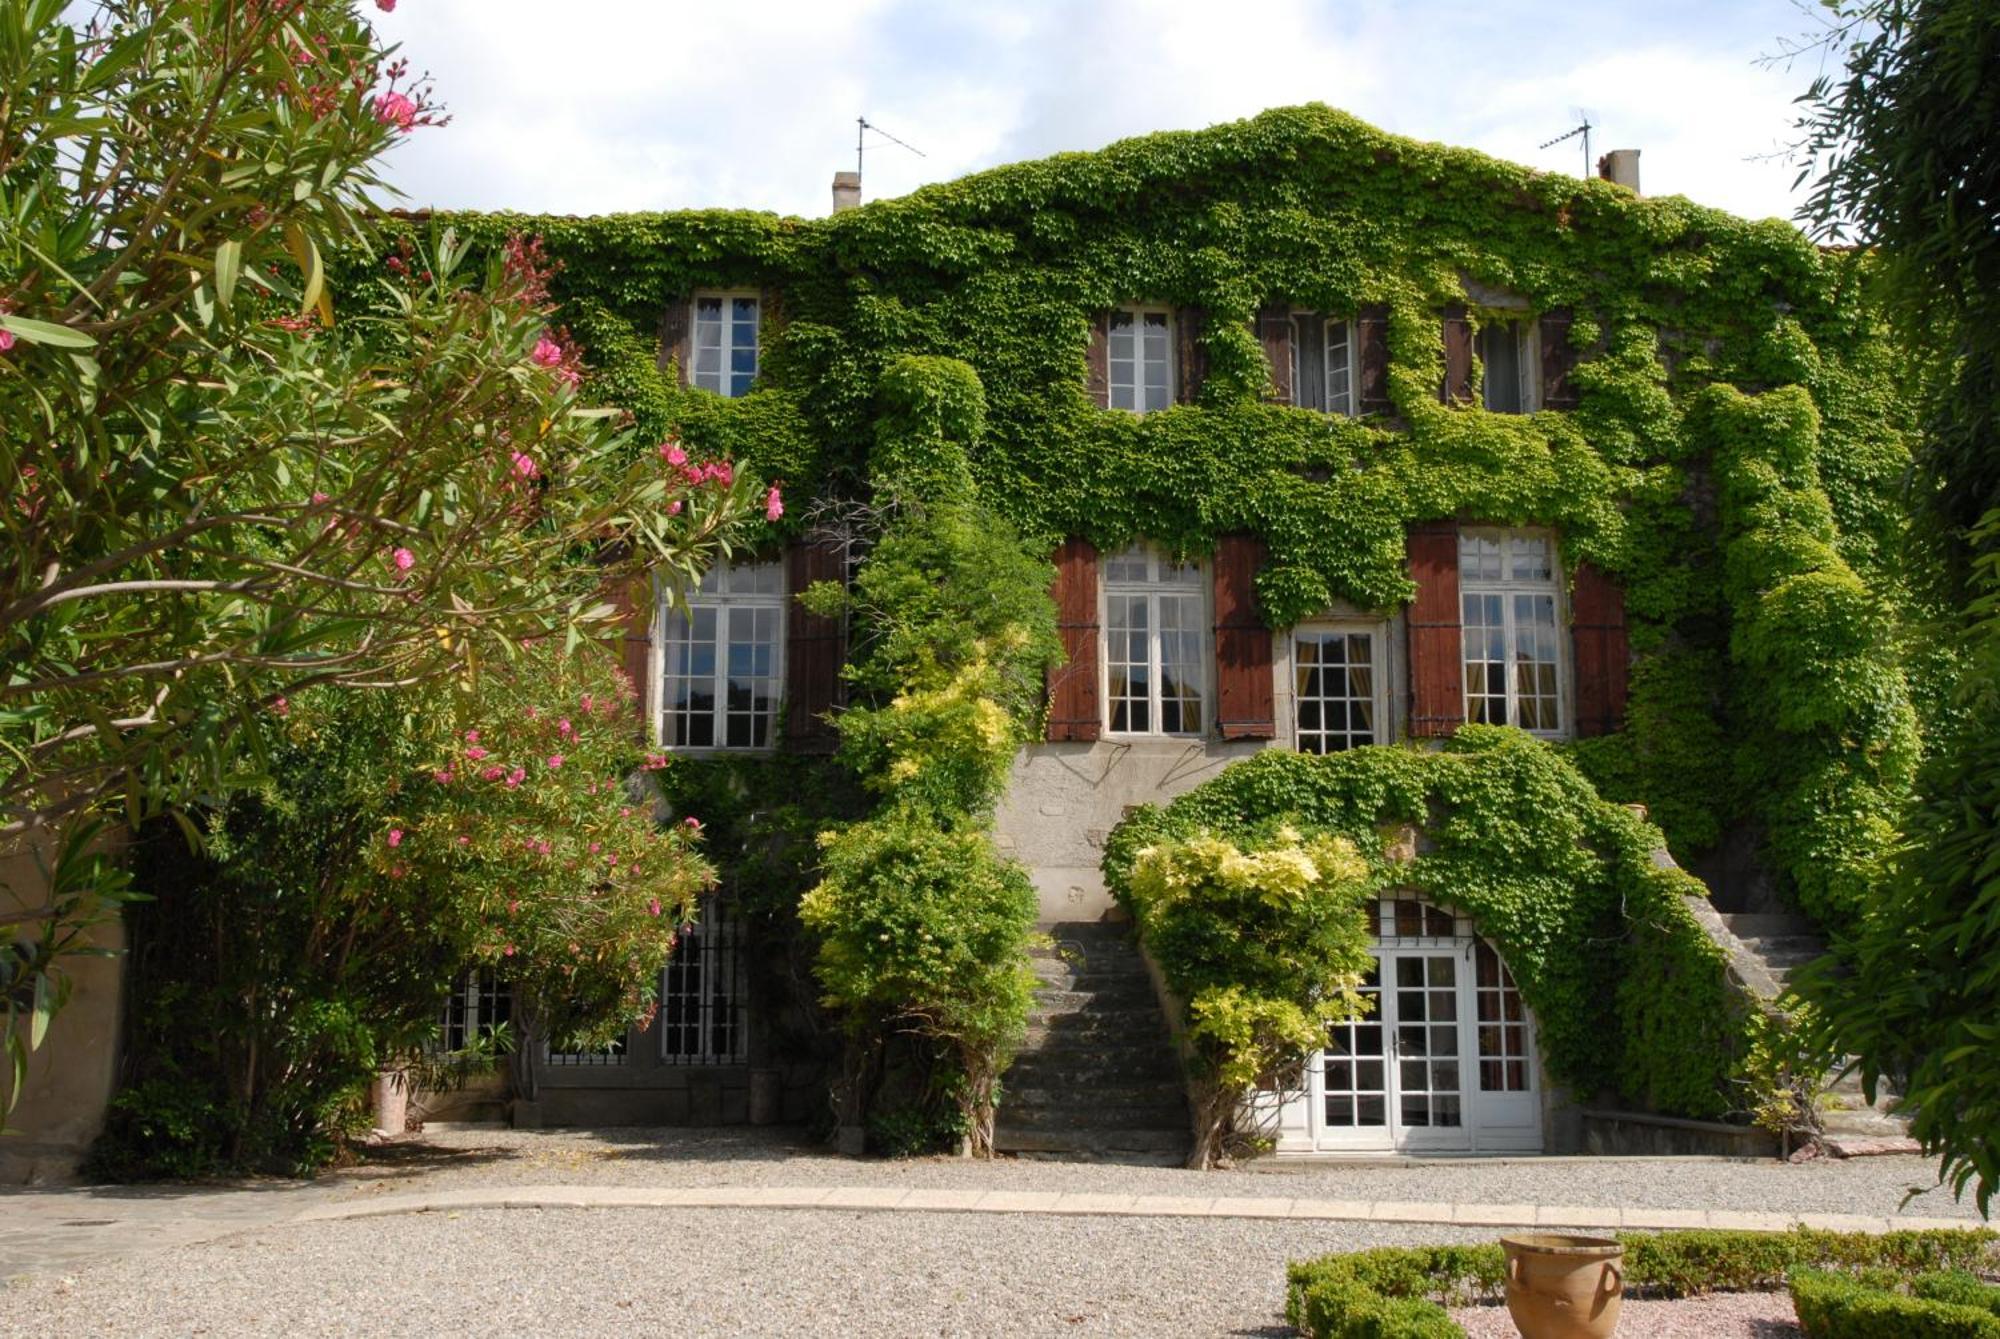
(389, 864, 407, 880)
(503, 944, 516, 957)
(371, 91, 417, 131)
(658, 442, 688, 466)
(546, 753, 565, 769)
(465, 745, 488, 761)
(507, 900, 520, 916)
(580, 694, 594, 712)
(620, 807, 633, 818)
(504, 767, 526, 789)
(387, 828, 403, 847)
(0, 329, 14, 354)
(433, 770, 454, 785)
(764, 485, 783, 522)
(524, 706, 539, 720)
(271, 696, 289, 717)
(457, 835, 471, 846)
(375, 0, 396, 10)
(703, 461, 734, 487)
(643, 753, 669, 770)
(390, 547, 415, 576)
(588, 842, 601, 854)
(648, 898, 662, 917)
(531, 335, 563, 368)
(510, 451, 539, 480)
(311, 492, 330, 505)
(481, 765, 504, 782)
(667, 500, 683, 516)
(557, 718, 573, 737)
(683, 816, 702, 832)
(465, 730, 480, 744)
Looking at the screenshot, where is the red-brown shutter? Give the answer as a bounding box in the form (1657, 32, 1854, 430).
(1570, 560, 1629, 737)
(1085, 313, 1110, 409)
(1047, 538, 1101, 741)
(1213, 535, 1275, 740)
(1539, 308, 1578, 410)
(1356, 303, 1391, 415)
(1440, 305, 1474, 404)
(1257, 306, 1295, 405)
(785, 538, 846, 752)
(1175, 306, 1207, 405)
(658, 296, 691, 386)
(606, 571, 655, 738)
(1407, 522, 1465, 738)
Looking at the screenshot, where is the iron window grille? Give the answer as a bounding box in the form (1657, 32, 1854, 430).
(436, 968, 511, 1053)
(544, 1035, 627, 1067)
(660, 898, 750, 1065)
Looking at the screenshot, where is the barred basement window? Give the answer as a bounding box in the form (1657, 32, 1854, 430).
(545, 1035, 627, 1067)
(436, 969, 511, 1053)
(1103, 544, 1206, 736)
(660, 899, 749, 1065)
(1460, 531, 1565, 737)
(691, 293, 759, 398)
(659, 559, 785, 750)
(1107, 308, 1173, 413)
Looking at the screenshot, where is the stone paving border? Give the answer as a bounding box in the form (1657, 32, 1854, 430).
(289, 1184, 1978, 1235)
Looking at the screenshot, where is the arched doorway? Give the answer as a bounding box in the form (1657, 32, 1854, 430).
(1299, 895, 1542, 1154)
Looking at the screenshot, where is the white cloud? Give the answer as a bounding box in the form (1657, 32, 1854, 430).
(367, 0, 1818, 223)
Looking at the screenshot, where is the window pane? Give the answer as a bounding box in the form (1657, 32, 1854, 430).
(1325, 320, 1353, 416)
(1482, 322, 1523, 413)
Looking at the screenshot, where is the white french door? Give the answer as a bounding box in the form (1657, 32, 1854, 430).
(1304, 904, 1542, 1154)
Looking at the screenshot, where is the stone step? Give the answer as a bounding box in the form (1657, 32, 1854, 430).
(1007, 1053, 1183, 1085)
(1001, 1100, 1190, 1132)
(1022, 1020, 1178, 1050)
(1722, 913, 1819, 939)
(1028, 990, 1165, 1018)
(1004, 1082, 1188, 1110)
(993, 1125, 1190, 1156)
(1028, 963, 1155, 990)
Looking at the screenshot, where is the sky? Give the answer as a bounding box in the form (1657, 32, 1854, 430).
(365, 0, 1847, 224)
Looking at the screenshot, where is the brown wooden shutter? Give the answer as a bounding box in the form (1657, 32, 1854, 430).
(785, 538, 846, 752)
(1047, 537, 1101, 741)
(606, 571, 655, 738)
(1440, 304, 1474, 404)
(1175, 306, 1207, 405)
(1257, 306, 1295, 405)
(1356, 303, 1391, 414)
(1213, 535, 1275, 740)
(1570, 560, 1629, 737)
(1539, 308, 1578, 410)
(1407, 521, 1465, 738)
(1085, 313, 1110, 409)
(658, 296, 691, 386)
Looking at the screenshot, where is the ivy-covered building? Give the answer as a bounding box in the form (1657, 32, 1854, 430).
(423, 104, 1917, 1160)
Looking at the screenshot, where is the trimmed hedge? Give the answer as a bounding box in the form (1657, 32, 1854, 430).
(1793, 1269, 2000, 1338)
(1286, 1228, 2000, 1339)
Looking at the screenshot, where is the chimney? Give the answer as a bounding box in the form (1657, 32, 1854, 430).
(832, 170, 861, 213)
(1596, 149, 1641, 195)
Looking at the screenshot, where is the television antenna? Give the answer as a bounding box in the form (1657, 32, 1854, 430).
(1539, 114, 1593, 178)
(856, 117, 926, 178)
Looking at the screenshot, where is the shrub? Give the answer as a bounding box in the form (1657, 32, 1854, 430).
(1792, 1269, 2000, 1338)
(1914, 1273, 2000, 1318)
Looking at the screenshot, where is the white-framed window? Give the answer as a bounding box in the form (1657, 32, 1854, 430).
(1478, 318, 1538, 414)
(1107, 307, 1173, 413)
(1103, 543, 1207, 736)
(691, 292, 760, 397)
(1475, 941, 1531, 1094)
(1292, 624, 1385, 753)
(660, 898, 749, 1065)
(1459, 530, 1565, 737)
(435, 969, 511, 1053)
(658, 559, 786, 750)
(1290, 314, 1358, 416)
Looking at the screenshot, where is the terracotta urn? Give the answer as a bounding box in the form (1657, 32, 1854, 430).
(1499, 1233, 1624, 1339)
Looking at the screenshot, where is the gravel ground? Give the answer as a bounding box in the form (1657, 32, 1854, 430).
(1451, 1292, 1801, 1337)
(327, 1125, 1980, 1222)
(5, 1205, 1481, 1337)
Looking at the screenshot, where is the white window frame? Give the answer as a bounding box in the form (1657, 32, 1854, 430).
(1100, 543, 1209, 738)
(1458, 528, 1569, 739)
(655, 559, 787, 752)
(434, 968, 511, 1054)
(690, 290, 761, 398)
(1289, 313, 1359, 417)
(1289, 620, 1390, 753)
(1477, 317, 1540, 414)
(1106, 306, 1175, 413)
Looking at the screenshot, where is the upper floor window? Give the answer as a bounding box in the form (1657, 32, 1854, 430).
(692, 293, 759, 397)
(659, 559, 785, 750)
(1291, 314, 1357, 416)
(1293, 624, 1383, 753)
(1479, 318, 1538, 414)
(1103, 544, 1206, 735)
(1108, 308, 1173, 413)
(1460, 531, 1564, 736)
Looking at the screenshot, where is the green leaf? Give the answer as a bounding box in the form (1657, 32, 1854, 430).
(0, 315, 96, 348)
(215, 239, 242, 310)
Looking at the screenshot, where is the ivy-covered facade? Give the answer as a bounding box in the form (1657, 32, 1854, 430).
(406, 104, 1920, 1153)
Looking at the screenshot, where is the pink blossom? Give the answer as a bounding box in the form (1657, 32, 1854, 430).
(764, 485, 783, 522)
(389, 864, 407, 880)
(465, 745, 488, 761)
(588, 842, 601, 854)
(375, 0, 396, 10)
(525, 706, 539, 721)
(667, 500, 683, 516)
(546, 753, 565, 769)
(648, 898, 662, 917)
(271, 696, 290, 717)
(433, 770, 454, 785)
(510, 451, 539, 480)
(390, 547, 415, 576)
(531, 335, 563, 368)
(311, 491, 330, 505)
(703, 461, 735, 487)
(557, 718, 573, 737)
(371, 91, 417, 132)
(620, 807, 633, 818)
(458, 835, 471, 846)
(659, 442, 688, 466)
(504, 767, 526, 789)
(503, 944, 516, 957)
(465, 730, 480, 744)
(387, 829, 403, 848)
(643, 753, 669, 770)
(507, 900, 519, 915)
(607, 853, 618, 866)
(683, 816, 702, 832)
(481, 765, 505, 782)
(0, 329, 14, 354)
(580, 694, 594, 712)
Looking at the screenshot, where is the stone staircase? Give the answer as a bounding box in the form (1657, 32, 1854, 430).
(994, 922, 1191, 1164)
(1720, 913, 1913, 1147)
